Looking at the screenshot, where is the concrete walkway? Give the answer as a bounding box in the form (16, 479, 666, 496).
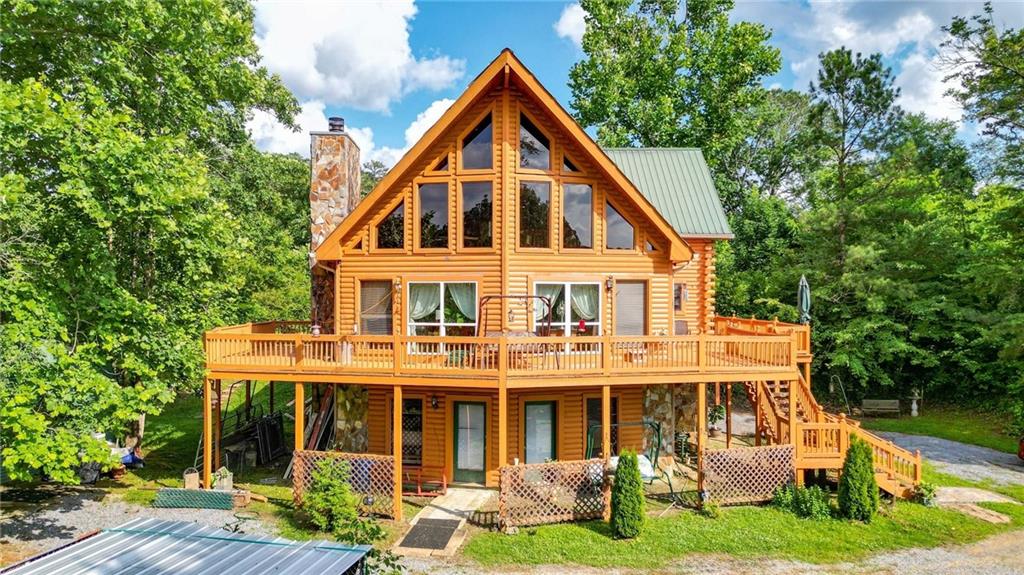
(395, 488, 495, 558)
(876, 432, 1024, 485)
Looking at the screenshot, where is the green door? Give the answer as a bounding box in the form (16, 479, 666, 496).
(453, 401, 487, 483)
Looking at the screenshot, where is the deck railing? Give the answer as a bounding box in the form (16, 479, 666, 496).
(714, 315, 811, 357)
(205, 322, 799, 378)
(794, 414, 922, 487)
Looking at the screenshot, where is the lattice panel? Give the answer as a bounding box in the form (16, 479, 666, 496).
(498, 459, 607, 528)
(292, 450, 395, 517)
(703, 445, 794, 505)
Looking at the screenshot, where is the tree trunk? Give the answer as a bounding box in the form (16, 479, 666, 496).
(125, 413, 146, 449)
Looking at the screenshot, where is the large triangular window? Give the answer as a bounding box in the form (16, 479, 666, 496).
(462, 114, 493, 170)
(606, 202, 635, 250)
(376, 201, 405, 249)
(520, 113, 550, 170)
(562, 155, 579, 172)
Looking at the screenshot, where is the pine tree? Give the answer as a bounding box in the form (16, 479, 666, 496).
(610, 450, 645, 538)
(838, 436, 880, 522)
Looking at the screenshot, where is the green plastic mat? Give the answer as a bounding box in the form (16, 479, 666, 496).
(153, 488, 234, 510)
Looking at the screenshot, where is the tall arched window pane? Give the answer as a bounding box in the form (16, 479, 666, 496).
(462, 114, 493, 170)
(520, 114, 550, 170)
(563, 184, 593, 249)
(606, 202, 635, 250)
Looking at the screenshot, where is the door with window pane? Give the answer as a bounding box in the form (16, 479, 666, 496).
(524, 401, 556, 463)
(585, 397, 619, 458)
(407, 282, 477, 353)
(534, 283, 600, 337)
(453, 402, 486, 483)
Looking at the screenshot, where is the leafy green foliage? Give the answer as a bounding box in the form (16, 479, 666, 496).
(0, 0, 308, 483)
(913, 481, 937, 507)
(772, 484, 833, 520)
(838, 437, 880, 522)
(610, 450, 645, 538)
(302, 460, 401, 574)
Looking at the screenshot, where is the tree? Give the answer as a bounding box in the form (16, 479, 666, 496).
(361, 160, 390, 198)
(838, 437, 879, 522)
(568, 0, 781, 167)
(610, 450, 645, 538)
(941, 2, 1024, 181)
(0, 0, 300, 482)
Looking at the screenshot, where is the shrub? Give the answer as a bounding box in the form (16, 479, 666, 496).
(303, 459, 401, 574)
(610, 450, 645, 538)
(698, 501, 721, 519)
(772, 484, 832, 520)
(838, 436, 880, 522)
(913, 481, 937, 506)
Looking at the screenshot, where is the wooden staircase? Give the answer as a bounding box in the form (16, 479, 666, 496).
(744, 375, 921, 498)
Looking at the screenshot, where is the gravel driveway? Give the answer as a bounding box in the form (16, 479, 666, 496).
(875, 432, 1024, 485)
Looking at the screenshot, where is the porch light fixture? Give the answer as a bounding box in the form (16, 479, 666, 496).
(605, 276, 614, 291)
(430, 395, 439, 410)
(393, 278, 402, 291)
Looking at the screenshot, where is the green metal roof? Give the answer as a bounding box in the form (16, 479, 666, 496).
(603, 148, 733, 239)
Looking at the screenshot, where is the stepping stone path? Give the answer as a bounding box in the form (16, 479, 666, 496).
(934, 486, 1019, 524)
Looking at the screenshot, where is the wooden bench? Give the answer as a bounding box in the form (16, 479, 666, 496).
(862, 399, 901, 417)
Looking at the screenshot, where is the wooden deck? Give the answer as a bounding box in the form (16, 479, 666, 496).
(204, 320, 804, 386)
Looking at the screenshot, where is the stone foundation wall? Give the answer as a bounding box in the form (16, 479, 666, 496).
(335, 385, 369, 452)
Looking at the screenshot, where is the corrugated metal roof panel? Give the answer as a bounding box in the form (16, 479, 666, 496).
(2, 518, 370, 575)
(603, 148, 733, 239)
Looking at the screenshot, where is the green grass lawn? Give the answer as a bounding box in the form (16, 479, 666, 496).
(462, 500, 1024, 569)
(860, 405, 1019, 454)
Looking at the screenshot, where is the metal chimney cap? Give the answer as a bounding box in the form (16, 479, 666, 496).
(328, 116, 345, 132)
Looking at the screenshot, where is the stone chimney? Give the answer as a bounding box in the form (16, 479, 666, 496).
(309, 117, 360, 334)
(310, 116, 361, 257)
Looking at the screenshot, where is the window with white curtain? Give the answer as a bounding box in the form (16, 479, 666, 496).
(407, 282, 477, 337)
(615, 280, 647, 335)
(534, 282, 601, 336)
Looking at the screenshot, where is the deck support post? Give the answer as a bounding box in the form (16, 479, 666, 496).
(753, 382, 762, 447)
(202, 376, 212, 489)
(696, 381, 707, 499)
(294, 383, 305, 452)
(269, 381, 275, 414)
(602, 384, 612, 521)
(725, 383, 732, 449)
(714, 382, 720, 406)
(498, 380, 508, 470)
(214, 379, 222, 470)
(393, 385, 404, 521)
(789, 380, 800, 486)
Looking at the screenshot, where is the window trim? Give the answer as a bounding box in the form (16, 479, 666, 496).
(530, 280, 603, 337)
(406, 280, 479, 338)
(604, 198, 639, 253)
(424, 148, 452, 176)
(516, 106, 555, 175)
(457, 106, 498, 175)
(457, 176, 497, 253)
(412, 178, 452, 253)
(613, 278, 650, 336)
(371, 197, 407, 253)
(560, 179, 597, 252)
(518, 395, 562, 464)
(355, 278, 395, 336)
(583, 393, 621, 458)
(516, 176, 556, 253)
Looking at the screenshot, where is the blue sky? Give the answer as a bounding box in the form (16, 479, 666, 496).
(248, 1, 1024, 165)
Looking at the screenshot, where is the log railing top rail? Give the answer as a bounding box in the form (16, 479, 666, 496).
(204, 321, 802, 379)
(714, 315, 811, 356)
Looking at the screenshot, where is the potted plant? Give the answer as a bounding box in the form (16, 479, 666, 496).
(708, 404, 726, 437)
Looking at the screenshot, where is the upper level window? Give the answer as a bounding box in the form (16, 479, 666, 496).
(562, 184, 593, 249)
(462, 181, 493, 248)
(562, 155, 579, 172)
(408, 282, 477, 337)
(519, 182, 551, 248)
(535, 282, 601, 336)
(606, 202, 635, 250)
(519, 114, 550, 170)
(462, 114, 493, 170)
(359, 280, 393, 335)
(433, 155, 449, 172)
(418, 183, 448, 249)
(376, 201, 404, 249)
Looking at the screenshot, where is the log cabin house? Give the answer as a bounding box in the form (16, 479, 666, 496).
(203, 50, 920, 520)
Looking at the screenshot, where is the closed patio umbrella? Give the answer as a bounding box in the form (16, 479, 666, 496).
(798, 275, 811, 324)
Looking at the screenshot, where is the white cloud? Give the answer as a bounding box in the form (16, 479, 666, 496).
(254, 0, 464, 113)
(555, 3, 586, 47)
(895, 50, 962, 122)
(248, 98, 454, 168)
